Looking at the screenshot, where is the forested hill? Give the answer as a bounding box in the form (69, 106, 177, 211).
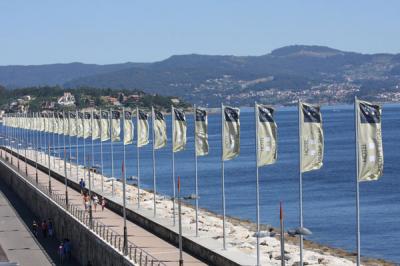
(1, 45, 400, 106)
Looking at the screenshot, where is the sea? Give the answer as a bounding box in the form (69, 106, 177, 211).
(8, 104, 400, 263)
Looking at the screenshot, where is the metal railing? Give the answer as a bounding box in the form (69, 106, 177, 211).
(2, 148, 167, 266)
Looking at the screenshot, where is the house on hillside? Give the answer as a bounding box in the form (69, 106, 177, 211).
(101, 96, 121, 106)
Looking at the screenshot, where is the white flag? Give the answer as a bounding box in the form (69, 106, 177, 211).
(101, 111, 110, 141)
(111, 110, 121, 142)
(195, 107, 208, 156)
(77, 112, 84, 138)
(153, 109, 167, 149)
(69, 112, 77, 136)
(173, 108, 187, 152)
(137, 110, 149, 147)
(83, 112, 91, 139)
(256, 104, 277, 167)
(123, 110, 134, 145)
(356, 99, 384, 181)
(222, 106, 240, 161)
(300, 102, 324, 173)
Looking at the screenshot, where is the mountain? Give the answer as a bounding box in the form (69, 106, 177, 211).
(1, 45, 400, 106)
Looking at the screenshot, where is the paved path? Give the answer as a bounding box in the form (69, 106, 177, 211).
(0, 180, 54, 266)
(1, 149, 206, 266)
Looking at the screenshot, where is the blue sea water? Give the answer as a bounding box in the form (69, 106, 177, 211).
(7, 104, 400, 263)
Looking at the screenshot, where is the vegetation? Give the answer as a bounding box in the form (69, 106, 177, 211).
(0, 86, 190, 112)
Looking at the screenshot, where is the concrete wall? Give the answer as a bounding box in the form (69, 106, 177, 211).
(0, 159, 134, 266)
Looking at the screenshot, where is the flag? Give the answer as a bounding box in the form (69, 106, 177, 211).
(48, 113, 54, 133)
(173, 108, 187, 152)
(153, 109, 167, 149)
(111, 110, 121, 142)
(63, 112, 69, 135)
(356, 99, 384, 181)
(137, 110, 149, 147)
(77, 112, 84, 137)
(101, 111, 110, 141)
(40, 113, 45, 132)
(83, 112, 91, 139)
(58, 112, 64, 135)
(69, 112, 77, 136)
(123, 110, 134, 145)
(256, 104, 277, 167)
(222, 106, 240, 161)
(300, 102, 324, 172)
(92, 112, 101, 140)
(195, 107, 209, 156)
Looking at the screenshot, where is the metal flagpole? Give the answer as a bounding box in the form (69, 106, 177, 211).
(110, 108, 115, 197)
(354, 96, 361, 266)
(100, 109, 104, 192)
(48, 139, 52, 194)
(52, 113, 56, 169)
(91, 110, 95, 188)
(44, 115, 47, 166)
(83, 113, 87, 186)
(57, 113, 61, 170)
(76, 110, 79, 182)
(69, 112, 72, 178)
(298, 100, 304, 266)
(280, 202, 285, 266)
(221, 103, 226, 250)
(24, 113, 28, 175)
(91, 109, 95, 188)
(152, 106, 157, 217)
(194, 104, 199, 237)
(35, 113, 39, 183)
(63, 111, 69, 206)
(171, 105, 176, 226)
(122, 107, 128, 255)
(255, 102, 261, 266)
(136, 107, 140, 209)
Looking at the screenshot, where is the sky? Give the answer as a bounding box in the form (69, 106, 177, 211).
(1, 0, 400, 65)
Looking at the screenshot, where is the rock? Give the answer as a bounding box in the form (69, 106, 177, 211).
(239, 243, 255, 249)
(318, 258, 325, 264)
(260, 240, 268, 246)
(275, 255, 291, 261)
(292, 262, 309, 266)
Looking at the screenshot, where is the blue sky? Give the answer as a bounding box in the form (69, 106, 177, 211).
(1, 0, 399, 65)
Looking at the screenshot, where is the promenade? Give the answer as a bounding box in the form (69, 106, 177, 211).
(1, 148, 206, 266)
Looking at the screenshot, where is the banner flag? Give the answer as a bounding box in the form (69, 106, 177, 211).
(222, 106, 240, 161)
(111, 110, 121, 142)
(137, 110, 149, 147)
(195, 107, 209, 156)
(58, 112, 64, 135)
(101, 111, 110, 141)
(256, 104, 277, 167)
(153, 109, 167, 149)
(356, 99, 384, 181)
(77, 112, 84, 138)
(69, 112, 77, 136)
(92, 112, 101, 140)
(173, 108, 187, 152)
(83, 112, 91, 139)
(300, 102, 324, 173)
(123, 110, 134, 145)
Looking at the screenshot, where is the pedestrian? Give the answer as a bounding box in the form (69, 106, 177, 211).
(93, 195, 98, 212)
(79, 178, 85, 195)
(58, 241, 65, 264)
(101, 196, 106, 211)
(41, 220, 48, 238)
(32, 220, 38, 237)
(64, 238, 71, 260)
(48, 219, 53, 237)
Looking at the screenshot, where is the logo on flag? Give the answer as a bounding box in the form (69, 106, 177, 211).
(222, 106, 240, 161)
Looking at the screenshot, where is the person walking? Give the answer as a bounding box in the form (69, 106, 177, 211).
(101, 196, 106, 211)
(93, 195, 98, 212)
(58, 241, 65, 264)
(41, 220, 48, 238)
(48, 218, 54, 237)
(32, 220, 38, 237)
(79, 178, 86, 195)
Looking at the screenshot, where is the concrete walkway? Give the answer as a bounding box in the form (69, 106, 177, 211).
(1, 149, 206, 266)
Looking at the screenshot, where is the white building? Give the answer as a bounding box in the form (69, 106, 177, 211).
(58, 92, 76, 106)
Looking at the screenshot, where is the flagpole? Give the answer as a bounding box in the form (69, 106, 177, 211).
(57, 114, 61, 170)
(35, 113, 39, 183)
(100, 109, 104, 192)
(136, 107, 140, 209)
(171, 105, 176, 226)
(76, 110, 79, 182)
(152, 106, 157, 217)
(194, 104, 199, 237)
(91, 110, 95, 188)
(63, 111, 68, 206)
(298, 100, 304, 266)
(53, 113, 56, 169)
(110, 108, 115, 197)
(83, 113, 87, 186)
(254, 102, 261, 266)
(221, 103, 226, 250)
(354, 96, 361, 266)
(69, 112, 72, 179)
(122, 107, 128, 255)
